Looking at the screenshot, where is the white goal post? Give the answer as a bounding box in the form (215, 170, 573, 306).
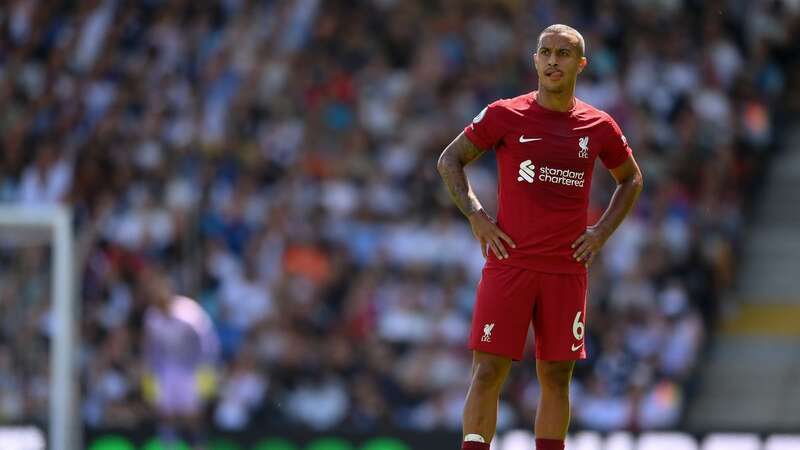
(0, 205, 76, 450)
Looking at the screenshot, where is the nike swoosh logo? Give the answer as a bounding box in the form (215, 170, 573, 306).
(519, 136, 542, 143)
(571, 342, 584, 351)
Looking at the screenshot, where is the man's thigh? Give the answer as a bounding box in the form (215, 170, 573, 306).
(532, 272, 588, 361)
(469, 264, 538, 361)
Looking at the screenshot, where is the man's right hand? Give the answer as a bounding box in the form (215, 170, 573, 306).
(468, 209, 516, 259)
(436, 132, 515, 259)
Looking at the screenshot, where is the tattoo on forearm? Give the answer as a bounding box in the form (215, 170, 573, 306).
(437, 132, 487, 217)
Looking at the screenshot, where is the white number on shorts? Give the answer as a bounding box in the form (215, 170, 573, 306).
(572, 311, 584, 340)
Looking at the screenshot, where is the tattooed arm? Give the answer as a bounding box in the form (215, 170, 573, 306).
(436, 131, 487, 217)
(437, 132, 516, 259)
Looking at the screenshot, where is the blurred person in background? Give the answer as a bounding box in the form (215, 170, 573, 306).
(140, 265, 219, 448)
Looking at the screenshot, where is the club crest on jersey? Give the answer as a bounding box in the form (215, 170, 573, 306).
(578, 136, 589, 158)
(481, 323, 495, 342)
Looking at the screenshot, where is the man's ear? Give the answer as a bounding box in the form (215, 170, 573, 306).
(577, 57, 588, 74)
(533, 53, 539, 70)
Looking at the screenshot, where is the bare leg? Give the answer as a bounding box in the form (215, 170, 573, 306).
(462, 351, 513, 442)
(534, 359, 575, 439)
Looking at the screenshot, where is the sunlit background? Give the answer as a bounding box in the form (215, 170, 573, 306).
(1, 1, 799, 449)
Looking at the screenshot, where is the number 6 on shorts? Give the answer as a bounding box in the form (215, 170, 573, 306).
(572, 311, 584, 340)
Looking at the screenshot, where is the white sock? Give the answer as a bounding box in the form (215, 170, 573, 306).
(464, 434, 486, 443)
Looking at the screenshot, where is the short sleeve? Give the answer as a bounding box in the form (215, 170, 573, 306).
(599, 113, 633, 170)
(464, 101, 506, 151)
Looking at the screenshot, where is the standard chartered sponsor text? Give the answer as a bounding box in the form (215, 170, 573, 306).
(538, 166, 585, 187)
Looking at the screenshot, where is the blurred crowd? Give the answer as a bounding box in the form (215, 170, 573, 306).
(1, 0, 799, 436)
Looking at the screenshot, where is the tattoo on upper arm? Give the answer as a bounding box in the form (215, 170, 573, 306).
(436, 132, 487, 217)
(451, 133, 486, 166)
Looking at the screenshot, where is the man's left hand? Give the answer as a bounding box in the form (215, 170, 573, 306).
(571, 225, 609, 268)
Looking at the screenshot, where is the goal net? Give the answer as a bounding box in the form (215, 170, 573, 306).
(0, 205, 77, 450)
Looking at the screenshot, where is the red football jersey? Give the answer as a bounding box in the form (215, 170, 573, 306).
(463, 91, 632, 274)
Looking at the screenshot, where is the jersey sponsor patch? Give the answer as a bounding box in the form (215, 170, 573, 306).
(516, 162, 586, 187)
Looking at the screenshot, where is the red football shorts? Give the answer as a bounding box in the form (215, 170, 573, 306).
(468, 263, 588, 361)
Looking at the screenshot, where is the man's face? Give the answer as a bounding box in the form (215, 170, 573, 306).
(533, 32, 587, 93)
(139, 268, 172, 310)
